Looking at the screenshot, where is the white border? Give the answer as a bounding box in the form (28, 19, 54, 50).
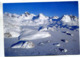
(0, 2, 4, 57)
(0, 0, 80, 57)
(0, 0, 79, 3)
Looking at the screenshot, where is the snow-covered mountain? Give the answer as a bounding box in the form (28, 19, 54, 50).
(48, 15, 79, 30)
(3, 12, 21, 37)
(52, 16, 59, 19)
(32, 13, 49, 25)
(61, 15, 78, 26)
(19, 12, 35, 20)
(32, 13, 49, 20)
(3, 12, 79, 38)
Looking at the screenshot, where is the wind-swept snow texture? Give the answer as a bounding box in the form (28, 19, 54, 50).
(4, 12, 79, 56)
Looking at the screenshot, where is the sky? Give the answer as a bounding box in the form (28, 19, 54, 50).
(3, 1, 79, 17)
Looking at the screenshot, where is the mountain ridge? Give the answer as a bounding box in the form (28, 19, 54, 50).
(3, 12, 79, 38)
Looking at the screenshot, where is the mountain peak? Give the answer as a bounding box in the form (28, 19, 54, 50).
(61, 15, 71, 23)
(61, 15, 78, 26)
(4, 12, 12, 17)
(24, 12, 30, 16)
(39, 13, 44, 16)
(37, 13, 49, 19)
(53, 16, 59, 19)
